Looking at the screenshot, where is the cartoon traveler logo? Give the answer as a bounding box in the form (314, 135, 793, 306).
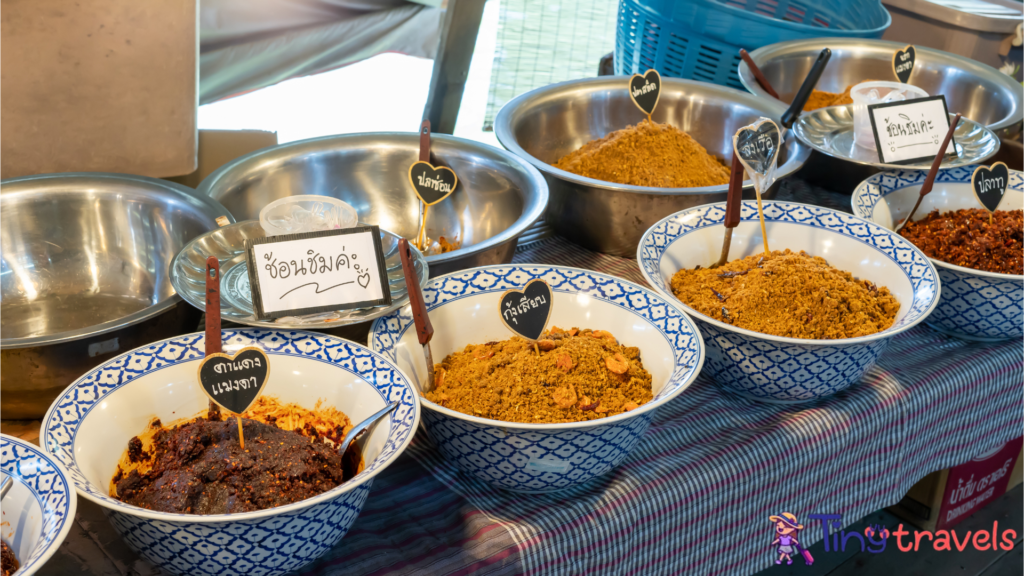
(770, 512, 814, 566)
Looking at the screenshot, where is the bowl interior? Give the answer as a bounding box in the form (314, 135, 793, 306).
(202, 135, 538, 257)
(372, 265, 705, 426)
(753, 42, 1019, 131)
(1, 176, 227, 342)
(854, 168, 1024, 231)
(502, 78, 793, 170)
(74, 355, 391, 500)
(1, 435, 75, 576)
(394, 292, 677, 398)
(655, 219, 916, 324)
(2, 475, 43, 566)
(43, 330, 418, 517)
(640, 201, 940, 338)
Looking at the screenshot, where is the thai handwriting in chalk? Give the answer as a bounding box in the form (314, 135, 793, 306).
(262, 248, 356, 280)
(210, 376, 258, 396)
(213, 357, 262, 374)
(417, 173, 452, 193)
(501, 294, 548, 325)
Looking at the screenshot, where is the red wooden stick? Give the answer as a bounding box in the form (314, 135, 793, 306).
(419, 120, 431, 163)
(398, 239, 433, 345)
(740, 49, 780, 100)
(205, 256, 222, 355)
(724, 155, 744, 229)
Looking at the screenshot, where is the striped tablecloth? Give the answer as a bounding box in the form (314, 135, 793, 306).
(306, 237, 1023, 576)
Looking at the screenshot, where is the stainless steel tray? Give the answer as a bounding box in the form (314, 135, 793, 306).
(793, 105, 1000, 170)
(170, 220, 428, 329)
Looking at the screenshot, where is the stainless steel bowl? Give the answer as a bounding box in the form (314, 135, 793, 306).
(493, 76, 810, 257)
(738, 38, 1023, 135)
(1, 173, 234, 417)
(197, 133, 549, 277)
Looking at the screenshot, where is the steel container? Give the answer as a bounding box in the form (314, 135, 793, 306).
(738, 38, 1023, 135)
(1, 173, 234, 418)
(494, 76, 810, 257)
(197, 133, 549, 277)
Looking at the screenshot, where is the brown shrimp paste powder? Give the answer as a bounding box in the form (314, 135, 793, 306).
(425, 328, 653, 424)
(670, 250, 900, 339)
(553, 121, 730, 188)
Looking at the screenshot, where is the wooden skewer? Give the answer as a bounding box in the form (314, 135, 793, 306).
(415, 120, 432, 251)
(740, 49, 780, 100)
(899, 113, 962, 232)
(712, 155, 745, 268)
(237, 416, 245, 450)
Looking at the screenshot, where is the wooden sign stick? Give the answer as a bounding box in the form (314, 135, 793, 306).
(416, 120, 431, 250)
(205, 256, 244, 449)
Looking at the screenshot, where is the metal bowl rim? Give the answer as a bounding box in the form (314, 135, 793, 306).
(494, 75, 810, 195)
(0, 172, 236, 349)
(196, 132, 550, 266)
(738, 37, 1024, 132)
(637, 199, 942, 346)
(169, 219, 432, 329)
(793, 105, 1000, 170)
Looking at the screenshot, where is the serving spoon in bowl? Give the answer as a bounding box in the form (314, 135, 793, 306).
(339, 401, 399, 481)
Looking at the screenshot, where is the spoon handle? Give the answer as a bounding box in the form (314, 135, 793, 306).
(1, 476, 12, 500)
(781, 48, 831, 130)
(920, 113, 961, 197)
(740, 49, 780, 100)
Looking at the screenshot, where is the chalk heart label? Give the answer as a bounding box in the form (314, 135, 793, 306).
(409, 161, 458, 206)
(734, 119, 781, 177)
(198, 347, 270, 414)
(972, 162, 1009, 213)
(629, 69, 661, 116)
(893, 45, 916, 84)
(498, 279, 552, 342)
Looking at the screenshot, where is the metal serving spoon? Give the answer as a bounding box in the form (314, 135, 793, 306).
(1, 476, 12, 500)
(339, 402, 399, 481)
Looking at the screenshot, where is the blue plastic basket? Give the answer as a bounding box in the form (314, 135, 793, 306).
(616, 0, 891, 90)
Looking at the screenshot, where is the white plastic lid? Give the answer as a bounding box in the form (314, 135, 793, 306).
(259, 195, 358, 237)
(850, 81, 930, 105)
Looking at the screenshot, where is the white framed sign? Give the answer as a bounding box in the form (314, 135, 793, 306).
(244, 226, 392, 320)
(867, 95, 955, 165)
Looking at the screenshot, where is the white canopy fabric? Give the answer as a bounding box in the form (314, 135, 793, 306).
(199, 0, 442, 103)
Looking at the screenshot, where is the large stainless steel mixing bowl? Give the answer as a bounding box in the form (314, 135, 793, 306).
(738, 38, 1023, 136)
(493, 77, 810, 257)
(1, 173, 234, 418)
(197, 133, 549, 277)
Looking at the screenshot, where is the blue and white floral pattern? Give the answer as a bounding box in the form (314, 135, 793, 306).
(853, 167, 1024, 341)
(638, 201, 940, 402)
(371, 265, 705, 492)
(40, 330, 419, 576)
(0, 435, 77, 576)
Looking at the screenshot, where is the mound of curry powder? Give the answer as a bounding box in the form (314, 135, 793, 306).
(671, 249, 900, 339)
(553, 121, 730, 188)
(425, 327, 653, 424)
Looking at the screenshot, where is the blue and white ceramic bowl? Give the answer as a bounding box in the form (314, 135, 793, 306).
(852, 167, 1024, 341)
(1, 434, 77, 576)
(40, 329, 419, 576)
(638, 201, 940, 403)
(370, 265, 704, 493)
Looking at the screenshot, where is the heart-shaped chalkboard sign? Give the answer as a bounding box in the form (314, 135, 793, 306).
(893, 45, 915, 84)
(498, 279, 553, 342)
(198, 346, 270, 414)
(629, 69, 661, 117)
(409, 161, 458, 206)
(733, 118, 781, 177)
(972, 162, 1009, 213)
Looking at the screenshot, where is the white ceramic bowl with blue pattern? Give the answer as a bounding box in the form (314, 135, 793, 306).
(638, 201, 940, 403)
(39, 329, 419, 576)
(369, 265, 704, 493)
(1, 434, 77, 576)
(852, 167, 1024, 341)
